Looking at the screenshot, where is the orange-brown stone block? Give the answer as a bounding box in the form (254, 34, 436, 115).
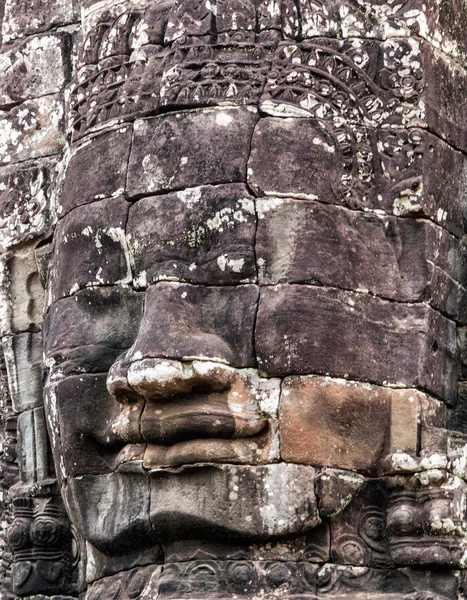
(279, 377, 435, 474)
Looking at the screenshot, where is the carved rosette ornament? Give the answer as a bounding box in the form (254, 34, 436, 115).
(0, 0, 466, 599)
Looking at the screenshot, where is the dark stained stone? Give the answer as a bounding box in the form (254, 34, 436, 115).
(256, 197, 467, 321)
(148, 463, 319, 543)
(424, 44, 467, 153)
(125, 282, 259, 368)
(249, 119, 467, 239)
(255, 284, 458, 405)
(48, 374, 139, 477)
(328, 479, 392, 568)
(65, 465, 161, 558)
(43, 285, 143, 369)
(58, 127, 132, 216)
(128, 184, 257, 286)
(50, 196, 131, 302)
(127, 107, 259, 198)
(248, 117, 340, 201)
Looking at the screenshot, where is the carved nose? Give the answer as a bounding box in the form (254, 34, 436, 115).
(107, 356, 233, 401)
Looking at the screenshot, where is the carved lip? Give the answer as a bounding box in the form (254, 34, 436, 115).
(106, 398, 269, 466)
(115, 422, 272, 469)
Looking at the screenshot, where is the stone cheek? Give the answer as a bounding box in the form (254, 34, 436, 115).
(255, 284, 457, 405)
(279, 378, 425, 474)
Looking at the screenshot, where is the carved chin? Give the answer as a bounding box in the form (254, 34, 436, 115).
(65, 462, 320, 556)
(148, 463, 320, 542)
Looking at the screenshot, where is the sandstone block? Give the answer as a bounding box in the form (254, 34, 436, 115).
(0, 164, 50, 251)
(149, 463, 320, 543)
(4, 332, 43, 412)
(255, 285, 457, 404)
(249, 120, 467, 238)
(127, 107, 259, 198)
(128, 184, 257, 287)
(0, 95, 64, 165)
(0, 33, 70, 107)
(66, 465, 161, 558)
(44, 285, 144, 372)
(126, 282, 259, 368)
(49, 374, 129, 477)
(59, 126, 132, 216)
(50, 196, 131, 302)
(256, 197, 466, 322)
(2, 0, 76, 42)
(280, 377, 424, 474)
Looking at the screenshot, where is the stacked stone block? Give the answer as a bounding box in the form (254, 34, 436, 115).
(0, 0, 80, 596)
(1, 0, 467, 599)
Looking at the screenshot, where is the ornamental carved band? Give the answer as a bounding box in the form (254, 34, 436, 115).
(0, 1, 466, 600)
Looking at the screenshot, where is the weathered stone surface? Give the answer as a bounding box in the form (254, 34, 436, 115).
(58, 127, 132, 217)
(130, 364, 280, 469)
(0, 95, 64, 165)
(1, 0, 76, 43)
(387, 475, 467, 567)
(280, 377, 424, 474)
(0, 164, 50, 251)
(255, 285, 457, 404)
(249, 120, 467, 239)
(124, 282, 259, 368)
(127, 107, 259, 198)
(316, 469, 365, 520)
(257, 197, 466, 318)
(7, 251, 43, 332)
(1, 0, 465, 595)
(0, 33, 70, 107)
(260, 38, 467, 152)
(50, 196, 131, 302)
(44, 286, 143, 371)
(317, 564, 459, 599)
(3, 332, 43, 412)
(329, 478, 391, 568)
(17, 407, 50, 484)
(65, 465, 161, 559)
(128, 184, 257, 286)
(157, 559, 319, 599)
(8, 483, 76, 596)
(48, 374, 125, 477)
(149, 463, 320, 543)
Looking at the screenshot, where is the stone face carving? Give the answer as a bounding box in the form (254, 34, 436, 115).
(0, 0, 467, 599)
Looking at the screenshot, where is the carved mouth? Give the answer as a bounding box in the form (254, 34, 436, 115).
(105, 397, 272, 468)
(115, 424, 273, 469)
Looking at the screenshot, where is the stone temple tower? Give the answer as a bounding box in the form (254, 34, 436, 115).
(0, 1, 466, 599)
